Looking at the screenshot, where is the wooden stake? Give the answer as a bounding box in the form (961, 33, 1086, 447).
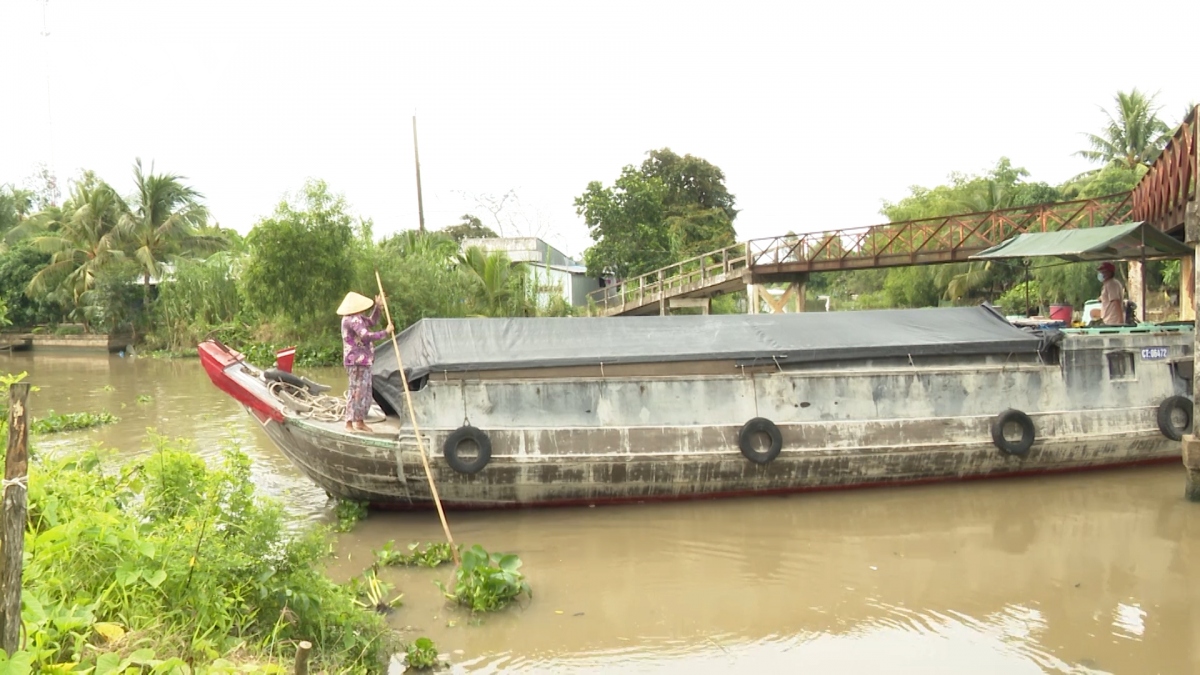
(293, 640, 312, 675)
(374, 271, 459, 564)
(1, 382, 30, 653)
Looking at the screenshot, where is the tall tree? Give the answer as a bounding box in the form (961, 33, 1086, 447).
(576, 148, 738, 278)
(1075, 89, 1171, 171)
(0, 186, 34, 243)
(241, 180, 356, 325)
(115, 159, 221, 304)
(24, 174, 125, 312)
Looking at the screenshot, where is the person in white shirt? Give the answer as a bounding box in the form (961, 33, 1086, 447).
(1097, 262, 1125, 326)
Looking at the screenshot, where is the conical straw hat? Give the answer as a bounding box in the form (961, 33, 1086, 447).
(336, 291, 374, 316)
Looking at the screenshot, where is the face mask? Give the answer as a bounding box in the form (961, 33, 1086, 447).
(1097, 273, 1107, 282)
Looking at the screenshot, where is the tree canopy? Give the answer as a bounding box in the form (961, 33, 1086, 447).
(576, 148, 738, 278)
(116, 159, 219, 302)
(440, 214, 498, 242)
(1075, 89, 1171, 173)
(241, 180, 356, 324)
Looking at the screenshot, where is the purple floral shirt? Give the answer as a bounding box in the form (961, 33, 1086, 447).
(341, 306, 387, 367)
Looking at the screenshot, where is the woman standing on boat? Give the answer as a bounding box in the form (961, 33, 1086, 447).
(337, 291, 392, 433)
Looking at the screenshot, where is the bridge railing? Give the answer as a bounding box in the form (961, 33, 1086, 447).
(586, 243, 748, 313)
(747, 193, 1134, 272)
(1132, 105, 1198, 230)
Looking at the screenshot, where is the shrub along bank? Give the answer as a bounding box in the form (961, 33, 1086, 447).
(8, 436, 395, 672)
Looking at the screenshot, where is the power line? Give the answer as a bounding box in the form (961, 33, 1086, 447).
(39, 0, 56, 178)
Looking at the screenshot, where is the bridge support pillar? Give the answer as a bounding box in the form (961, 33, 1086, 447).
(758, 282, 806, 314)
(744, 273, 808, 314)
(1183, 202, 1200, 501)
(668, 297, 711, 315)
(1127, 260, 1146, 322)
(1181, 255, 1195, 321)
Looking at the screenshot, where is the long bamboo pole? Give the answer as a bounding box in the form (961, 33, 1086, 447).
(374, 271, 458, 564)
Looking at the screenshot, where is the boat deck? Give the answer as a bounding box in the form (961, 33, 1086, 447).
(295, 413, 406, 439)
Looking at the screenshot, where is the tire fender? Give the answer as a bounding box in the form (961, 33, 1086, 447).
(443, 426, 492, 474)
(1156, 396, 1193, 442)
(738, 417, 783, 464)
(991, 409, 1035, 456)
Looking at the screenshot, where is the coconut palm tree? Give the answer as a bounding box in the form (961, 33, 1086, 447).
(456, 246, 533, 317)
(24, 175, 125, 312)
(0, 186, 34, 244)
(1076, 89, 1171, 171)
(115, 159, 223, 304)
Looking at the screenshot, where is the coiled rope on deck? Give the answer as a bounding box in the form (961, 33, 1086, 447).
(267, 380, 347, 422)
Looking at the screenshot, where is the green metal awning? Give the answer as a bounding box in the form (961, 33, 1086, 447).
(970, 222, 1192, 262)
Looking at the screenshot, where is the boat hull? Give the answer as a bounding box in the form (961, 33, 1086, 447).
(198, 324, 1193, 510)
(262, 413, 1179, 509)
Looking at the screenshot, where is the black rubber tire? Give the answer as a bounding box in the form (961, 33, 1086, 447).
(264, 368, 330, 395)
(991, 409, 1035, 456)
(443, 426, 492, 474)
(738, 417, 783, 464)
(265, 368, 306, 388)
(1156, 396, 1193, 441)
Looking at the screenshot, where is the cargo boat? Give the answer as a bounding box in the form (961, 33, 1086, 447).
(198, 306, 1194, 509)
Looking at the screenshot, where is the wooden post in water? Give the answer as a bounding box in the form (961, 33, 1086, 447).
(0, 382, 30, 652)
(1182, 202, 1200, 502)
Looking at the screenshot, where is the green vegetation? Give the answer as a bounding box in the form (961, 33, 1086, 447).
(13, 438, 395, 671)
(435, 545, 531, 613)
(350, 569, 404, 614)
(0, 91, 1193, 359)
(404, 637, 441, 670)
(333, 499, 369, 532)
(241, 180, 356, 326)
(31, 410, 118, 434)
(576, 148, 738, 279)
(375, 541, 458, 568)
(0, 371, 116, 435)
(1075, 89, 1172, 174)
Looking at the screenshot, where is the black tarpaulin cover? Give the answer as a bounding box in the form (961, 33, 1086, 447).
(371, 305, 1044, 411)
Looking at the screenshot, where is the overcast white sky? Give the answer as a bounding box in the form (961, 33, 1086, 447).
(1, 1, 1196, 259)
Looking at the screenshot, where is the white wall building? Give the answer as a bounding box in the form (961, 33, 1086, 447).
(460, 237, 600, 307)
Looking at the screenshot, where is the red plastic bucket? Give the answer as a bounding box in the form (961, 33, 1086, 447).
(275, 346, 296, 373)
(1049, 305, 1072, 322)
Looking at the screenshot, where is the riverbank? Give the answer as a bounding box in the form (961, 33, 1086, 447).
(141, 340, 343, 368)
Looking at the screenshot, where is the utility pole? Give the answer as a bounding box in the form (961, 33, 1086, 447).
(412, 116, 426, 233)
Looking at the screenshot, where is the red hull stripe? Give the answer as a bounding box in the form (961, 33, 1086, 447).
(197, 341, 285, 423)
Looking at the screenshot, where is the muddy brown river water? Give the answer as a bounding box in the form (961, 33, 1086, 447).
(10, 350, 1200, 673)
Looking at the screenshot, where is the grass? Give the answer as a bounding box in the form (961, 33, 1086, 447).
(12, 434, 398, 671)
